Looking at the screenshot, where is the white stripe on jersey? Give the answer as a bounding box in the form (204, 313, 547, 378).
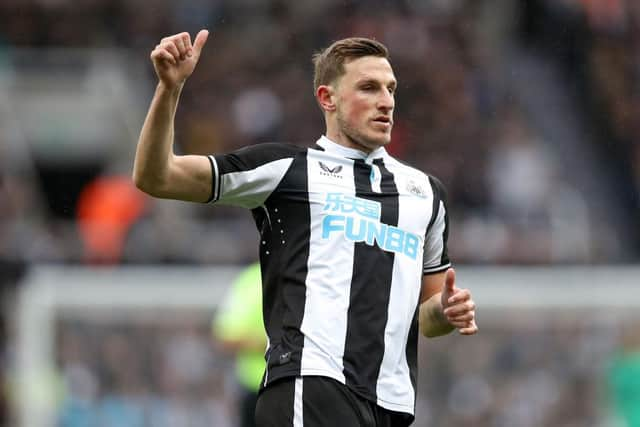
(299, 150, 355, 383)
(375, 255, 419, 412)
(218, 157, 293, 208)
(294, 377, 304, 427)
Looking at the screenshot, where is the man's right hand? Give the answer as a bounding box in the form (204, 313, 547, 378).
(150, 30, 209, 89)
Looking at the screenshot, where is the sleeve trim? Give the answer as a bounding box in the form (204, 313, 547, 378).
(206, 155, 221, 204)
(422, 263, 451, 275)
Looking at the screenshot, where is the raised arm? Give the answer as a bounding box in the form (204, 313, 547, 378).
(419, 268, 478, 338)
(132, 30, 213, 202)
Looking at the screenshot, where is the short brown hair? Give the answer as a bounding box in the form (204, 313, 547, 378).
(312, 37, 389, 92)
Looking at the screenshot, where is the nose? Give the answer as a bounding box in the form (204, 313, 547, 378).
(378, 88, 394, 112)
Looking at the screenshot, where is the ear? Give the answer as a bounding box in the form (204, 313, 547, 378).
(316, 85, 336, 112)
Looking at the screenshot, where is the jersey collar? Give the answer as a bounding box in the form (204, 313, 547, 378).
(316, 135, 389, 163)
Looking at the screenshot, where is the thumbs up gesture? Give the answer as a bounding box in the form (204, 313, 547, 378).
(441, 268, 478, 335)
(150, 30, 209, 89)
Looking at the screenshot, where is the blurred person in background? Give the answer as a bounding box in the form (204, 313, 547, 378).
(76, 175, 147, 264)
(132, 30, 477, 426)
(607, 322, 640, 427)
(214, 262, 265, 427)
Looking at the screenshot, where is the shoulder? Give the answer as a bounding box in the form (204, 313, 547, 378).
(385, 155, 425, 178)
(225, 142, 306, 161)
(426, 174, 447, 199)
(385, 156, 448, 199)
(384, 156, 438, 185)
(213, 142, 307, 172)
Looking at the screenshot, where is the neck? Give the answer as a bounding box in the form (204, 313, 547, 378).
(325, 126, 374, 154)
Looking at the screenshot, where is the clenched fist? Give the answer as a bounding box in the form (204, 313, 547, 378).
(150, 30, 209, 89)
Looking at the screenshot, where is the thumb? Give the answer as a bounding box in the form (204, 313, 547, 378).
(192, 29, 209, 55)
(444, 268, 456, 293)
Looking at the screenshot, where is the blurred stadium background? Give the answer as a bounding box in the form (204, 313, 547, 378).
(0, 0, 639, 426)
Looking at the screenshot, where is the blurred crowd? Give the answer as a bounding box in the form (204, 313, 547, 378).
(54, 314, 236, 427)
(560, 0, 640, 206)
(0, 0, 637, 267)
(39, 310, 636, 427)
(417, 312, 639, 427)
(519, 0, 640, 256)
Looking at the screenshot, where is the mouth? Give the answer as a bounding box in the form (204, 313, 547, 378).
(372, 116, 393, 127)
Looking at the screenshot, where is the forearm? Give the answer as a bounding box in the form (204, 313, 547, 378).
(133, 82, 183, 195)
(419, 293, 455, 338)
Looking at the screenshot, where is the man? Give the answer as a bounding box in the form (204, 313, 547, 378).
(133, 30, 478, 427)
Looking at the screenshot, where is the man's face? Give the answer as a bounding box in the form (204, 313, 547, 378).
(333, 56, 396, 152)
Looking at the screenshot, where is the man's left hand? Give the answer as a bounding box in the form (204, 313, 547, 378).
(440, 268, 478, 335)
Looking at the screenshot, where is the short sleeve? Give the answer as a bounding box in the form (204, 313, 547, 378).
(423, 175, 451, 274)
(207, 143, 300, 209)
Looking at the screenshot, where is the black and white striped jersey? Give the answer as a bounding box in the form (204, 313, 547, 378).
(208, 136, 451, 416)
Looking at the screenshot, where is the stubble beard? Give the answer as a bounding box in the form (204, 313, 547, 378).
(336, 112, 390, 153)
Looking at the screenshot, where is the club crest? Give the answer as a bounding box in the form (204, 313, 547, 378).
(406, 179, 427, 198)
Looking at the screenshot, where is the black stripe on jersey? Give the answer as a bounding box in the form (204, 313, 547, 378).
(428, 176, 450, 266)
(260, 150, 310, 383)
(425, 175, 443, 235)
(405, 303, 419, 412)
(343, 158, 399, 400)
(214, 143, 300, 174)
(441, 203, 450, 266)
